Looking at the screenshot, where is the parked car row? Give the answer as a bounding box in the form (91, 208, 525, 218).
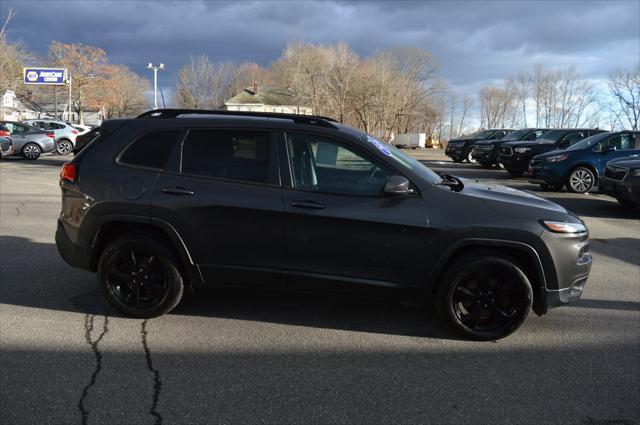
(0, 119, 88, 160)
(446, 128, 640, 205)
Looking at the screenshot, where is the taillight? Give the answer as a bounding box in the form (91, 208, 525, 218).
(60, 162, 78, 182)
(71, 130, 78, 135)
(46, 132, 55, 139)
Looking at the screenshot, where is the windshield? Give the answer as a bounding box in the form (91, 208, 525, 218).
(564, 132, 610, 151)
(360, 134, 441, 183)
(461, 129, 494, 140)
(535, 130, 567, 143)
(501, 129, 533, 141)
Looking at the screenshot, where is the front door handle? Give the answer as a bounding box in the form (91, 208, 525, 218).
(290, 200, 326, 210)
(161, 186, 195, 196)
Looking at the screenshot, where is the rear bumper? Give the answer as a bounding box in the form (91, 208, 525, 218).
(40, 138, 56, 153)
(56, 219, 92, 270)
(598, 176, 640, 205)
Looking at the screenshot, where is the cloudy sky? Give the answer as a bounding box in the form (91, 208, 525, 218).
(2, 0, 639, 100)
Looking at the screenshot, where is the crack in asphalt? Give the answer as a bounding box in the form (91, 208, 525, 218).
(78, 313, 110, 425)
(141, 319, 163, 425)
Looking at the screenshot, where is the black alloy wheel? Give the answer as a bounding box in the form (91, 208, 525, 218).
(437, 254, 532, 340)
(98, 234, 184, 317)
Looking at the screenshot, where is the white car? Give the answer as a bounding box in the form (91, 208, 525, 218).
(72, 124, 94, 136)
(22, 119, 78, 155)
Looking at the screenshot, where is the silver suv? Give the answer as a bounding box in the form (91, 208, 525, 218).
(23, 119, 78, 155)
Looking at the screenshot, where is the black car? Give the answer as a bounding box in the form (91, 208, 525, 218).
(498, 128, 606, 175)
(471, 128, 550, 167)
(73, 126, 102, 155)
(0, 136, 14, 158)
(445, 129, 513, 163)
(56, 109, 592, 340)
(598, 157, 640, 206)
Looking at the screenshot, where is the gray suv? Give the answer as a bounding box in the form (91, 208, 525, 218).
(23, 119, 78, 155)
(55, 110, 592, 340)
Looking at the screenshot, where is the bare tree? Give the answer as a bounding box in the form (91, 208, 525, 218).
(175, 55, 234, 109)
(609, 64, 640, 130)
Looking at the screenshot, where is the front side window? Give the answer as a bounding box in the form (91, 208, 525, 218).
(286, 132, 391, 195)
(181, 130, 270, 184)
(120, 130, 180, 169)
(599, 133, 634, 151)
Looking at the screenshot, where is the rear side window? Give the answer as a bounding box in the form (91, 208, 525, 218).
(119, 130, 180, 169)
(181, 130, 270, 183)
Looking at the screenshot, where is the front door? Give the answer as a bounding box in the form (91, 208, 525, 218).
(280, 131, 429, 289)
(594, 132, 640, 171)
(150, 128, 285, 287)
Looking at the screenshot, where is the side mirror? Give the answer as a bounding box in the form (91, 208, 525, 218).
(384, 175, 412, 196)
(603, 146, 616, 154)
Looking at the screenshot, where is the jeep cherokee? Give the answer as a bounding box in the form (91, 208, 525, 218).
(56, 109, 592, 340)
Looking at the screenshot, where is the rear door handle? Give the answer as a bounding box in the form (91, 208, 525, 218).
(290, 200, 326, 210)
(161, 186, 195, 196)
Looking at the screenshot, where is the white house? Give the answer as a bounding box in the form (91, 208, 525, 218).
(225, 82, 312, 115)
(0, 90, 45, 121)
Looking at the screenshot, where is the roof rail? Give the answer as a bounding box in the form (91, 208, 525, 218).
(136, 109, 339, 129)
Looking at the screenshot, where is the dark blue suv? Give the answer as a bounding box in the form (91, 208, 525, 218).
(528, 131, 640, 193)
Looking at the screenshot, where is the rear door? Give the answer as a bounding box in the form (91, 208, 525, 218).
(280, 131, 429, 290)
(150, 128, 285, 287)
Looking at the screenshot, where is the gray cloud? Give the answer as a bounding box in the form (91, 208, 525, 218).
(2, 0, 638, 96)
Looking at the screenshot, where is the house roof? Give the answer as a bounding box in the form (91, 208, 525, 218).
(225, 86, 308, 107)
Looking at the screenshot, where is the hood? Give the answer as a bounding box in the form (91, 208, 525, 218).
(458, 179, 567, 213)
(502, 140, 555, 148)
(533, 147, 574, 160)
(450, 137, 487, 144)
(475, 139, 507, 147)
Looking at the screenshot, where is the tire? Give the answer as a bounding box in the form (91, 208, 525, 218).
(567, 167, 595, 193)
(436, 254, 533, 340)
(98, 234, 184, 318)
(56, 139, 73, 155)
(466, 149, 477, 164)
(506, 169, 524, 176)
(22, 143, 41, 160)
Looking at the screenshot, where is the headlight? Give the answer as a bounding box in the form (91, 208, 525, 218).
(540, 220, 587, 234)
(514, 147, 530, 153)
(546, 154, 568, 163)
(631, 169, 640, 177)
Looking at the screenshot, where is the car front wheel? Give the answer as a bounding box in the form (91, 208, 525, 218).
(437, 254, 533, 340)
(22, 143, 42, 160)
(567, 167, 595, 193)
(98, 234, 184, 318)
(466, 149, 477, 164)
(56, 139, 73, 155)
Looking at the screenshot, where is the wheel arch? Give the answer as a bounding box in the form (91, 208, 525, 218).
(427, 238, 548, 315)
(88, 216, 203, 290)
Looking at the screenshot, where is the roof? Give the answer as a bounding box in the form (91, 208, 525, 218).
(225, 86, 308, 107)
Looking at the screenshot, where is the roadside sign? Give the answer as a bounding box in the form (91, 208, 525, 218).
(23, 67, 67, 85)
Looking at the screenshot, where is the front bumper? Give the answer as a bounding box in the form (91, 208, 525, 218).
(472, 147, 498, 165)
(598, 175, 640, 206)
(499, 154, 533, 172)
(527, 162, 565, 186)
(445, 145, 465, 160)
(538, 229, 592, 312)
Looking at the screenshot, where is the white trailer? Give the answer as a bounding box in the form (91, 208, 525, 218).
(391, 133, 426, 149)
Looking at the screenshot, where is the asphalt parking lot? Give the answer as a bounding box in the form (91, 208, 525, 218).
(1, 150, 639, 425)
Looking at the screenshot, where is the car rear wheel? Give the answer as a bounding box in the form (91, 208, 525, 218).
(437, 254, 533, 340)
(56, 139, 73, 155)
(567, 167, 595, 193)
(98, 234, 184, 318)
(22, 143, 41, 160)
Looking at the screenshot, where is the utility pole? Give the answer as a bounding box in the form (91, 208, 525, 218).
(54, 85, 57, 119)
(67, 75, 72, 123)
(146, 63, 165, 110)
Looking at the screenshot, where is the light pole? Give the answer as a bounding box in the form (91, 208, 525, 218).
(146, 62, 165, 110)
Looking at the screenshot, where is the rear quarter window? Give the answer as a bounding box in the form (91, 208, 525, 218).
(119, 130, 181, 170)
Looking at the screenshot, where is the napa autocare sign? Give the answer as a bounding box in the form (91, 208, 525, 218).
(23, 67, 67, 85)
